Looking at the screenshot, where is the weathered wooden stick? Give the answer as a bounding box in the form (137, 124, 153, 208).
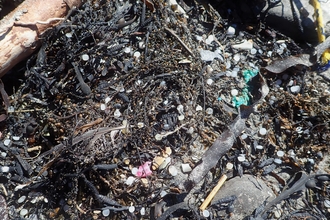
(0, 0, 82, 78)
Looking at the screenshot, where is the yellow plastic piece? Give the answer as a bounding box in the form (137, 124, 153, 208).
(311, 0, 330, 64)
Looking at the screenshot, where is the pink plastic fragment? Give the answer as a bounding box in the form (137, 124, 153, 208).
(136, 162, 152, 177)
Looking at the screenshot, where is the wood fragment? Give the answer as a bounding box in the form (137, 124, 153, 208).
(0, 0, 82, 78)
(200, 174, 227, 211)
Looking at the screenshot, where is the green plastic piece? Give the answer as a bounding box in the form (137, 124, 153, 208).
(232, 69, 258, 108)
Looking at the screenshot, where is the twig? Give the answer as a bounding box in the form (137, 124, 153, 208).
(164, 27, 194, 57)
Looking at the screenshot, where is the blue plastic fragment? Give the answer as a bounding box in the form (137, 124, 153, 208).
(317, 60, 330, 72)
(242, 69, 258, 83)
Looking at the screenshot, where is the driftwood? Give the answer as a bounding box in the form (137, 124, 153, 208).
(0, 0, 82, 78)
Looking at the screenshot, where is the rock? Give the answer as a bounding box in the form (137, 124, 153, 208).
(211, 174, 275, 219)
(264, 0, 330, 43)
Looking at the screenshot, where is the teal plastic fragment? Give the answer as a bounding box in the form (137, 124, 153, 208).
(242, 69, 258, 83)
(232, 69, 259, 108)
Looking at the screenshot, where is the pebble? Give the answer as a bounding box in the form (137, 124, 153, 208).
(81, 54, 89, 61)
(181, 163, 192, 173)
(158, 157, 171, 170)
(231, 89, 239, 96)
(65, 32, 72, 38)
(137, 122, 144, 128)
(241, 133, 248, 139)
(290, 85, 301, 93)
(168, 165, 178, 176)
(259, 127, 267, 135)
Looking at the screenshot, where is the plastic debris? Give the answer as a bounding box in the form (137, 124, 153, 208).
(259, 127, 267, 135)
(136, 162, 152, 177)
(168, 165, 178, 176)
(199, 49, 223, 62)
(181, 163, 192, 173)
(152, 147, 172, 170)
(231, 39, 253, 50)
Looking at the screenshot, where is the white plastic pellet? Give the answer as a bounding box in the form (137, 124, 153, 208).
(250, 48, 257, 55)
(100, 104, 106, 111)
(102, 209, 110, 217)
(181, 163, 192, 173)
(202, 210, 210, 217)
(259, 127, 267, 135)
(18, 196, 26, 203)
(277, 151, 284, 158)
(168, 165, 178, 176)
(140, 207, 146, 215)
(124, 47, 131, 53)
(65, 32, 72, 38)
(177, 104, 184, 114)
(226, 162, 234, 170)
(105, 97, 111, 104)
(137, 122, 144, 128)
(324, 200, 330, 208)
(129, 206, 135, 213)
(133, 51, 141, 59)
(237, 155, 245, 162)
(131, 167, 138, 175)
(206, 108, 213, 115)
(81, 54, 89, 61)
(205, 35, 214, 44)
(125, 176, 136, 186)
(1, 152, 7, 158)
(155, 134, 162, 141)
(20, 209, 28, 217)
(178, 114, 184, 121)
(206, 78, 214, 85)
(274, 158, 282, 165)
(138, 41, 145, 49)
(233, 53, 240, 62)
(256, 145, 264, 150)
(290, 85, 301, 93)
(196, 105, 203, 111)
(12, 136, 20, 141)
(114, 109, 121, 118)
(227, 26, 235, 35)
(241, 133, 248, 139)
(231, 89, 239, 96)
(3, 139, 10, 146)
